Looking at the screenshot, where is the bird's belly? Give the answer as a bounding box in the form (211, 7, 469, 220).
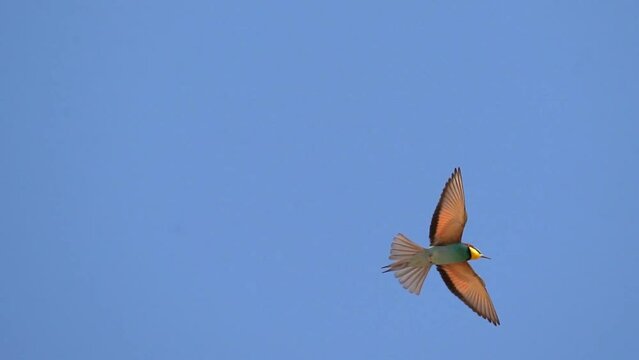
(428, 244, 469, 265)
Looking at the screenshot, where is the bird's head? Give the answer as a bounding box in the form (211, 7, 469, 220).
(467, 244, 491, 260)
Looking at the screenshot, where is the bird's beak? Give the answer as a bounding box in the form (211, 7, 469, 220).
(481, 255, 491, 260)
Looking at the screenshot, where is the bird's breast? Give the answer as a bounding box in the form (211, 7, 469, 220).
(428, 244, 469, 265)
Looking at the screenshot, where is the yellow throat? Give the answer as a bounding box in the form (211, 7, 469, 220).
(469, 246, 482, 260)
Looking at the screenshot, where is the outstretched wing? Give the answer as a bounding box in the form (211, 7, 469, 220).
(429, 167, 467, 245)
(437, 262, 500, 325)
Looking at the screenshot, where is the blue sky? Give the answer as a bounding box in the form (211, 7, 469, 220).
(2, 1, 638, 359)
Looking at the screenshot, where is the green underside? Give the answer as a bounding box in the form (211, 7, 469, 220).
(426, 243, 470, 265)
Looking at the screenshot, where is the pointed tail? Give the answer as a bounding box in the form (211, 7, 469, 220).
(382, 233, 432, 295)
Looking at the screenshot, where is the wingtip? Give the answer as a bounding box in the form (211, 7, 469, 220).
(485, 311, 500, 326)
(480, 313, 500, 326)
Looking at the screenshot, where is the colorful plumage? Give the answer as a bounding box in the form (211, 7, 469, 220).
(383, 168, 500, 326)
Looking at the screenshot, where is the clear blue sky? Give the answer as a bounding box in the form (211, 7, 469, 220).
(2, 1, 638, 359)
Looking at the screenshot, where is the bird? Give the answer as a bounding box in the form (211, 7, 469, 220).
(382, 167, 500, 326)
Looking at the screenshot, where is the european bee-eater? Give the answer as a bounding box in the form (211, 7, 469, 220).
(383, 168, 500, 326)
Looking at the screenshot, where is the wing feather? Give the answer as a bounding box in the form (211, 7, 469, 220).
(437, 262, 500, 325)
(429, 168, 467, 245)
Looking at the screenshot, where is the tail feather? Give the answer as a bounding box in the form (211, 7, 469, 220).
(382, 233, 432, 295)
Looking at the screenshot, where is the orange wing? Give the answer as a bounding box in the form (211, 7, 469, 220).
(437, 262, 500, 325)
(429, 167, 467, 245)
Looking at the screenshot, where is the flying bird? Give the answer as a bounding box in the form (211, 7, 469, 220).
(383, 167, 500, 325)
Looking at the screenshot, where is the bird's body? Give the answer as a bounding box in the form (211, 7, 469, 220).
(383, 168, 500, 326)
(427, 243, 476, 265)
(400, 243, 475, 267)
